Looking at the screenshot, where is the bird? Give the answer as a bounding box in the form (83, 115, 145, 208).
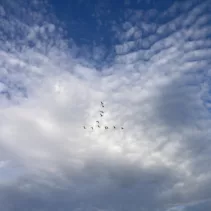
(113, 126, 116, 129)
(105, 126, 108, 129)
(97, 125, 100, 128)
(83, 126, 86, 129)
(91, 127, 93, 130)
(96, 121, 99, 123)
(100, 114, 103, 117)
(99, 111, 104, 113)
(121, 127, 124, 129)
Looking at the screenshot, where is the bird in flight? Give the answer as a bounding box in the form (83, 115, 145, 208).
(83, 102, 125, 131)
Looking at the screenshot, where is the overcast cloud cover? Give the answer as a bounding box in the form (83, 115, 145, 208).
(0, 0, 211, 210)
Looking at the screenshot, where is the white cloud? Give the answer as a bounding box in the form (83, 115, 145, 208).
(0, 0, 211, 211)
(0, 5, 5, 16)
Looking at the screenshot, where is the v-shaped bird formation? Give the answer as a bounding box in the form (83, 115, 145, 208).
(83, 102, 124, 130)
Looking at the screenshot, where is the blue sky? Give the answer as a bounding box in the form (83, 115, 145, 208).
(0, 0, 211, 211)
(48, 0, 184, 67)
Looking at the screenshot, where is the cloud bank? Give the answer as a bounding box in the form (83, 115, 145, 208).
(0, 0, 211, 210)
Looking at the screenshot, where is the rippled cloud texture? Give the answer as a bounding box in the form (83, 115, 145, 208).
(0, 0, 211, 210)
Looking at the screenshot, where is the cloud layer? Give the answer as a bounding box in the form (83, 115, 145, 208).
(0, 0, 211, 210)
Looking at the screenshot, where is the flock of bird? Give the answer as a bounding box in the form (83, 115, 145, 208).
(83, 102, 124, 130)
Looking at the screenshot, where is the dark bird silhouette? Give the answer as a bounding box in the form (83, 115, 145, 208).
(100, 114, 103, 117)
(105, 126, 108, 129)
(91, 127, 93, 130)
(83, 126, 86, 129)
(121, 127, 124, 129)
(96, 121, 99, 123)
(113, 126, 116, 129)
(99, 111, 104, 113)
(97, 125, 100, 128)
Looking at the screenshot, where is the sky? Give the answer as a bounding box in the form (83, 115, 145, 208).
(0, 0, 211, 210)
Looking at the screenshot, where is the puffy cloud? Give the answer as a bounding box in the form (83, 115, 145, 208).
(0, 0, 211, 211)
